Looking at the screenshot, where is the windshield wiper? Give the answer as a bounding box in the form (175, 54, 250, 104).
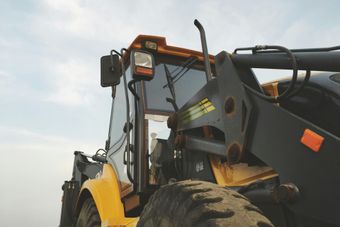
(164, 64, 179, 111)
(170, 56, 198, 78)
(162, 57, 198, 89)
(163, 57, 199, 111)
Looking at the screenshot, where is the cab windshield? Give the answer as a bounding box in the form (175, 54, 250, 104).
(144, 56, 207, 113)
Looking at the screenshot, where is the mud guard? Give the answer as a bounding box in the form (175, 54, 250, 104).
(76, 164, 138, 227)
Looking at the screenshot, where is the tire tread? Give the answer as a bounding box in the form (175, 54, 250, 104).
(137, 180, 273, 227)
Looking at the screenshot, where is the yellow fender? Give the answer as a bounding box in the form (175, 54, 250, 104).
(76, 164, 138, 227)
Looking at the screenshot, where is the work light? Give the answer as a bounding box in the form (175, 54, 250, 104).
(131, 50, 155, 81)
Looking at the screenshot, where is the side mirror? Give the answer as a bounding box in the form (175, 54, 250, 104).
(130, 50, 155, 81)
(100, 55, 121, 87)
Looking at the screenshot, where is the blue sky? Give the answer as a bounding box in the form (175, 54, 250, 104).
(1, 0, 340, 226)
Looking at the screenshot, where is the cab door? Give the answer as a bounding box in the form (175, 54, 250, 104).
(106, 72, 135, 194)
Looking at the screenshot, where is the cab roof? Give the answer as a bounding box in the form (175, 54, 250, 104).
(125, 35, 214, 63)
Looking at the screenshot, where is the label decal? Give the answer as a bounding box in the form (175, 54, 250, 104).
(179, 98, 216, 123)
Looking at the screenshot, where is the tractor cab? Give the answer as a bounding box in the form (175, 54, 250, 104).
(100, 36, 215, 208)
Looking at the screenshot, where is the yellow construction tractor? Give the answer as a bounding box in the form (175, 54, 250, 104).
(59, 20, 340, 227)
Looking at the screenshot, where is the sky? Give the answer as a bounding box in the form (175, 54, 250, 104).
(1, 0, 340, 226)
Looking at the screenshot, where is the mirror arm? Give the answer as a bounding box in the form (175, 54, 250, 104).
(111, 86, 116, 98)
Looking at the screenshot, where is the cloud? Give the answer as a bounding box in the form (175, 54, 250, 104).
(0, 70, 11, 88)
(33, 0, 174, 44)
(24, 0, 183, 107)
(25, 0, 295, 107)
(276, 19, 340, 47)
(45, 59, 97, 106)
(0, 126, 99, 226)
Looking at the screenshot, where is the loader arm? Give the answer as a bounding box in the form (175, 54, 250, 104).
(172, 49, 340, 226)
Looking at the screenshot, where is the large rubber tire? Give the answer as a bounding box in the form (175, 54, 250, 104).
(137, 180, 274, 227)
(76, 198, 101, 227)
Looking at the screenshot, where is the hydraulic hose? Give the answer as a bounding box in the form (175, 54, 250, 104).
(241, 45, 299, 102)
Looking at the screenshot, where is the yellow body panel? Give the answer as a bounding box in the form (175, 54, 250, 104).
(78, 159, 275, 226)
(79, 164, 138, 226)
(210, 156, 278, 186)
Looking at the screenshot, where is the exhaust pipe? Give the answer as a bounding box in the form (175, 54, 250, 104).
(194, 19, 213, 81)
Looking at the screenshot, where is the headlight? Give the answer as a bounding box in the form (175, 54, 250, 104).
(131, 50, 155, 81)
(134, 51, 153, 68)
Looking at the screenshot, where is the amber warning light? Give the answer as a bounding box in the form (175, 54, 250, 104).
(135, 66, 153, 76)
(300, 129, 325, 152)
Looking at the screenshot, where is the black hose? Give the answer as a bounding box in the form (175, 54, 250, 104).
(242, 45, 299, 102)
(285, 70, 311, 99)
(128, 79, 140, 100)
